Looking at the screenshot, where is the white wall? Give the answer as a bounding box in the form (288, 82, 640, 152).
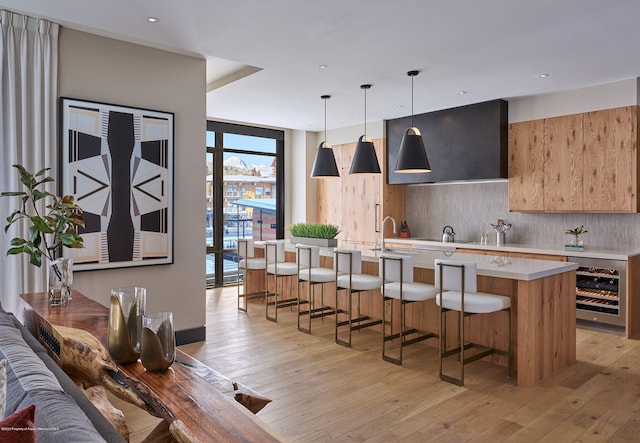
(58, 29, 206, 334)
(509, 78, 639, 122)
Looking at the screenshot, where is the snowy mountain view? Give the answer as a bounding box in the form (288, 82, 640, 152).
(224, 156, 249, 170)
(223, 155, 273, 177)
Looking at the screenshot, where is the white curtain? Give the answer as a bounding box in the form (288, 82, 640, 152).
(0, 10, 59, 313)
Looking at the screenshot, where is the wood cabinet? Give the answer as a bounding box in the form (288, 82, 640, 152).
(583, 107, 638, 211)
(317, 138, 406, 247)
(544, 114, 584, 211)
(508, 118, 544, 211)
(509, 106, 639, 212)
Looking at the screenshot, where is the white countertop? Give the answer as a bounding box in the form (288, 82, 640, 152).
(385, 238, 639, 261)
(379, 249, 577, 281)
(258, 240, 577, 281)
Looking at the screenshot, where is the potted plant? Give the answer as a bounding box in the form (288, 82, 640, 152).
(289, 222, 340, 247)
(564, 225, 588, 251)
(1, 164, 84, 305)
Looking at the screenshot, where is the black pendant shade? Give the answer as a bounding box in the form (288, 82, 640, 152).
(395, 70, 431, 173)
(311, 141, 340, 177)
(395, 127, 431, 172)
(350, 135, 381, 174)
(311, 95, 340, 178)
(349, 84, 381, 174)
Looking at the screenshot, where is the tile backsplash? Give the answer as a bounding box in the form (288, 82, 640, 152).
(405, 180, 640, 251)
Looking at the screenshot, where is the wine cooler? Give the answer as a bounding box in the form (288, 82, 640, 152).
(569, 256, 626, 329)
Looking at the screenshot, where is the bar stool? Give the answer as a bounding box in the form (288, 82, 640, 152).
(435, 259, 511, 387)
(380, 253, 439, 365)
(296, 244, 338, 334)
(237, 239, 267, 313)
(334, 249, 382, 348)
(265, 240, 300, 322)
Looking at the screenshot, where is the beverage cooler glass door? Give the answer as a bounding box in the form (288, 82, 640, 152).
(569, 256, 626, 329)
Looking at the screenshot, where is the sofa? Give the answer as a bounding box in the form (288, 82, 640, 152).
(0, 302, 124, 442)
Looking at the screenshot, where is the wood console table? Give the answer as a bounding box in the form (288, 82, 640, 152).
(19, 291, 285, 443)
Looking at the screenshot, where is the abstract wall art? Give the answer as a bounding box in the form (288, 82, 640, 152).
(60, 98, 174, 270)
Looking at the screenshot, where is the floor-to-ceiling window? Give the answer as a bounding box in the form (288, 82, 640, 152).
(206, 121, 284, 287)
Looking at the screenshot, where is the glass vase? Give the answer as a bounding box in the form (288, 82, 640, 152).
(141, 311, 175, 371)
(48, 257, 72, 306)
(108, 287, 146, 363)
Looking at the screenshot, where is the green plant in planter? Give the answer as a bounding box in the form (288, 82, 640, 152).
(1, 164, 84, 267)
(565, 225, 588, 246)
(289, 223, 340, 239)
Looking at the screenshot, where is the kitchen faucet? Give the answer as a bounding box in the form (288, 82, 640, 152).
(380, 216, 397, 252)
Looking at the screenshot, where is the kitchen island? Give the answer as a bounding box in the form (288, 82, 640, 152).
(386, 238, 640, 339)
(254, 242, 578, 387)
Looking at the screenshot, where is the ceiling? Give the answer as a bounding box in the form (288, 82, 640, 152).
(4, 0, 640, 131)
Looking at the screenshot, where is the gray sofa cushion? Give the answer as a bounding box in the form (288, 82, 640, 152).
(0, 325, 63, 390)
(15, 391, 110, 442)
(0, 358, 6, 418)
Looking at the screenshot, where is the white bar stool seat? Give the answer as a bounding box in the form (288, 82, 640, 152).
(296, 244, 339, 334)
(334, 249, 382, 348)
(438, 291, 510, 314)
(265, 240, 302, 322)
(435, 259, 512, 387)
(380, 253, 439, 365)
(237, 238, 267, 313)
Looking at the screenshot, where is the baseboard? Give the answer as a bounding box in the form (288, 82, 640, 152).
(176, 326, 206, 345)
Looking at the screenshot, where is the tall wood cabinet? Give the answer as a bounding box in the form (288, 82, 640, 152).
(317, 138, 406, 248)
(509, 106, 639, 212)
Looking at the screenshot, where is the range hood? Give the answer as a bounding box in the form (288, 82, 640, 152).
(386, 99, 508, 184)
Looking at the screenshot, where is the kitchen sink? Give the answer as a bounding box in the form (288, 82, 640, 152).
(412, 238, 475, 244)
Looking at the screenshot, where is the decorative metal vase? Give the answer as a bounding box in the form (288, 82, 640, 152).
(108, 287, 146, 363)
(48, 257, 73, 306)
(141, 311, 175, 371)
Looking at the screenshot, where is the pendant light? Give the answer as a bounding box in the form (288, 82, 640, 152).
(311, 95, 340, 178)
(349, 84, 381, 174)
(395, 70, 431, 173)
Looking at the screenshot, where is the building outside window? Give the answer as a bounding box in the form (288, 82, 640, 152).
(206, 121, 284, 287)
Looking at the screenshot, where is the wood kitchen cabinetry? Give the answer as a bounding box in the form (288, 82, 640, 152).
(509, 105, 639, 212)
(583, 106, 638, 211)
(317, 138, 406, 247)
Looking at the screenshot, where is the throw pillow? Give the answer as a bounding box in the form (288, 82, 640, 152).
(0, 403, 36, 443)
(0, 359, 5, 418)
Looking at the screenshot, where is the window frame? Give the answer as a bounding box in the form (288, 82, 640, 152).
(206, 120, 285, 286)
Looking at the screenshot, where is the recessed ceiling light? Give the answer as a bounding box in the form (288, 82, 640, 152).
(147, 17, 159, 23)
(319, 64, 328, 69)
(396, 104, 404, 109)
(539, 73, 550, 78)
(458, 91, 467, 95)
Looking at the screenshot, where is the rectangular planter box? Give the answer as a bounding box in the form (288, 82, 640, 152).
(290, 237, 338, 248)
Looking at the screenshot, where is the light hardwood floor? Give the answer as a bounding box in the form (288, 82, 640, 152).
(114, 286, 640, 442)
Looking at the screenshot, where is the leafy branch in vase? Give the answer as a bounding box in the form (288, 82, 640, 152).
(565, 225, 588, 245)
(1, 164, 84, 269)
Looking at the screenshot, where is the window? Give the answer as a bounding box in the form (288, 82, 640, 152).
(205, 121, 284, 287)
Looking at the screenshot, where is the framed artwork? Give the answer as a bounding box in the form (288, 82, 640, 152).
(59, 98, 174, 271)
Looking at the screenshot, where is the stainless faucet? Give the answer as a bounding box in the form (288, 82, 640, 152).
(380, 216, 397, 252)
